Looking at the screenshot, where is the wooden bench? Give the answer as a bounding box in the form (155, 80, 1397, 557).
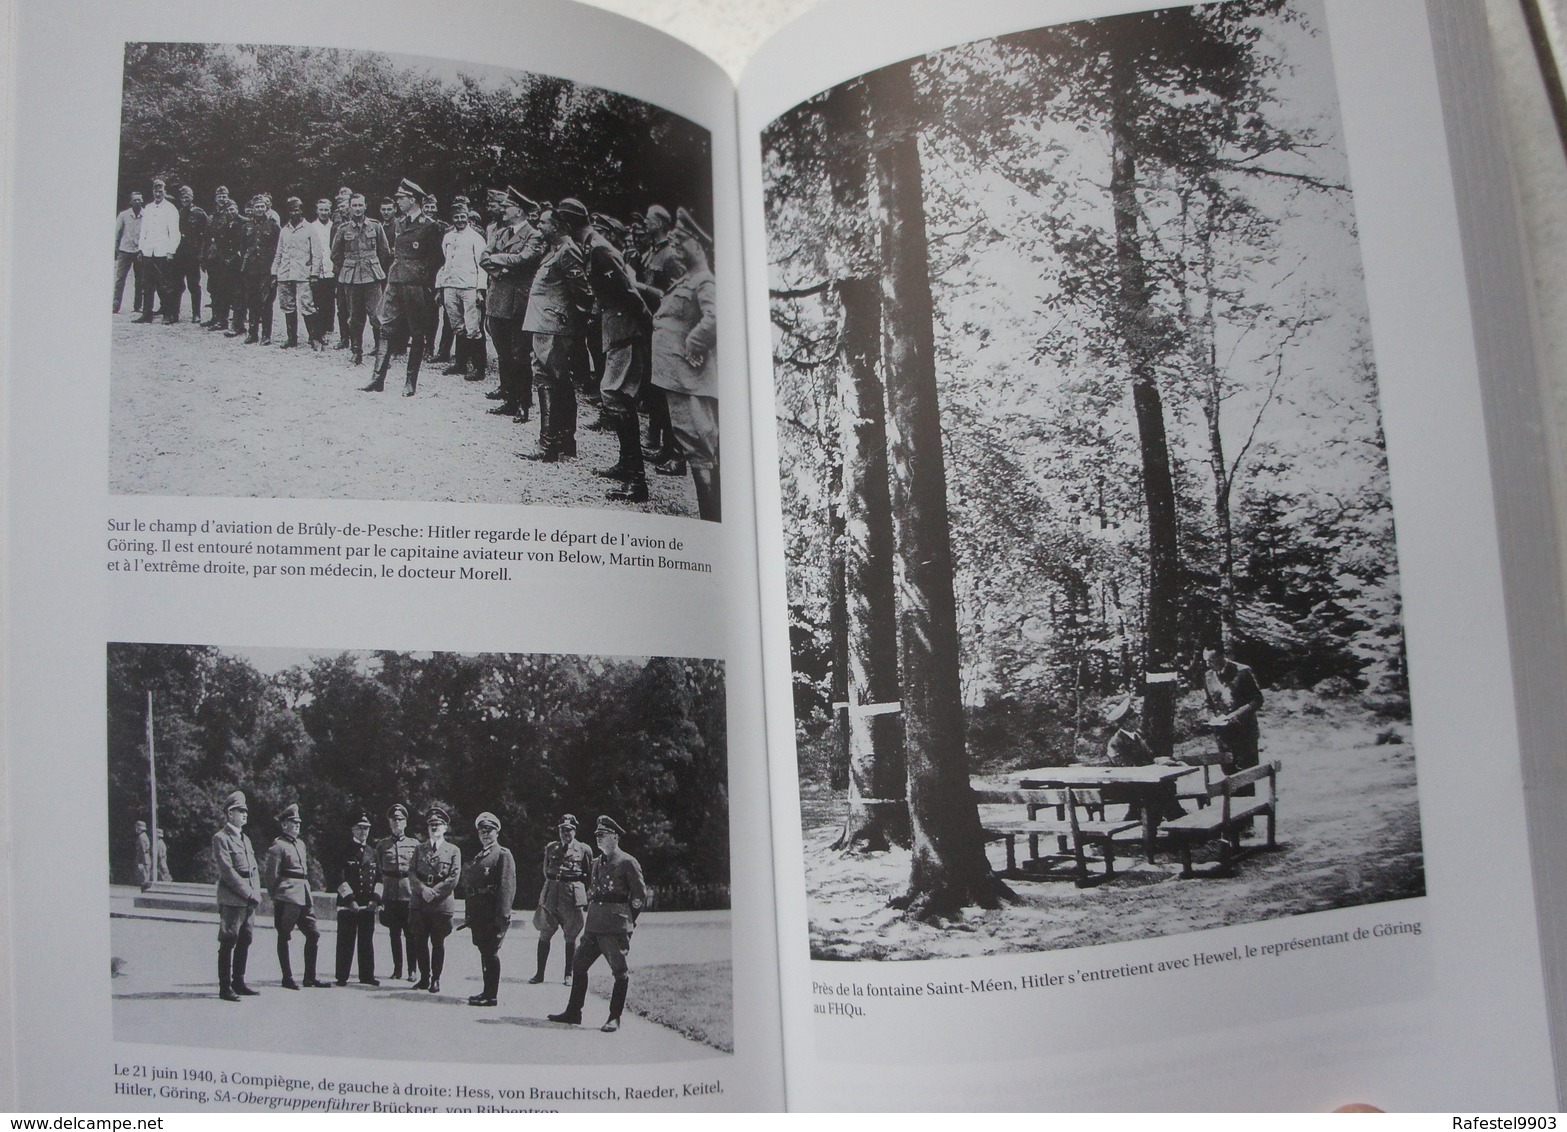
(979, 788, 1142, 887)
(1174, 750, 1228, 809)
(1159, 761, 1281, 877)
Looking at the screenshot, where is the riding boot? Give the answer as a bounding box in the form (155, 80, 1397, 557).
(484, 953, 500, 1000)
(549, 969, 588, 1024)
(361, 348, 390, 392)
(520, 387, 558, 461)
(442, 338, 468, 377)
(218, 942, 238, 1001)
(282, 312, 299, 348)
(232, 939, 257, 994)
(389, 930, 404, 980)
(606, 414, 649, 501)
(404, 352, 421, 397)
(470, 337, 487, 381)
(428, 939, 443, 992)
(562, 939, 576, 985)
(530, 939, 549, 983)
(277, 937, 295, 987)
(602, 975, 629, 1032)
(303, 936, 324, 986)
(692, 466, 722, 522)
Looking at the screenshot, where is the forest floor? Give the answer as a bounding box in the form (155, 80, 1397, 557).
(800, 689, 1423, 961)
(107, 311, 699, 518)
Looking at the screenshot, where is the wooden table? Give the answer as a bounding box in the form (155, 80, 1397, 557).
(1009, 765, 1199, 862)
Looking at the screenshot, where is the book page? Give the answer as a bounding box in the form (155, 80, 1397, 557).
(4, 0, 782, 1112)
(738, 0, 1558, 1110)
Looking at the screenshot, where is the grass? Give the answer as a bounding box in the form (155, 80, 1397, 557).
(588, 960, 733, 1052)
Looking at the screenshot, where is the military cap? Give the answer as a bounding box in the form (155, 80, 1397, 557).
(557, 814, 578, 830)
(387, 802, 409, 821)
(276, 802, 302, 823)
(395, 178, 425, 198)
(486, 187, 509, 201)
(474, 811, 501, 832)
(135, 820, 147, 831)
(1105, 696, 1136, 726)
(504, 185, 537, 213)
(674, 207, 712, 247)
(555, 197, 590, 224)
(351, 810, 372, 827)
(592, 212, 628, 241)
(224, 791, 248, 812)
(426, 805, 450, 826)
(594, 815, 626, 837)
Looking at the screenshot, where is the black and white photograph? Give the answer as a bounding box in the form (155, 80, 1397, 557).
(108, 644, 732, 1064)
(110, 44, 721, 521)
(763, 1, 1424, 959)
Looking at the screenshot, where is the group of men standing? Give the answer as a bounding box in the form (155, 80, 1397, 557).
(208, 791, 646, 1032)
(114, 175, 721, 522)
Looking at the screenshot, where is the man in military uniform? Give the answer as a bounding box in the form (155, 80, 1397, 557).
(172, 185, 210, 323)
(548, 815, 647, 1033)
(262, 802, 329, 990)
(408, 805, 461, 993)
(203, 198, 245, 332)
(232, 194, 279, 344)
(520, 204, 591, 462)
(638, 204, 686, 473)
(362, 178, 444, 396)
(1202, 641, 1266, 821)
(375, 803, 420, 981)
(479, 186, 545, 422)
(531, 813, 592, 985)
(566, 207, 653, 503)
(330, 193, 391, 366)
(460, 812, 517, 1007)
(211, 791, 261, 1002)
(334, 810, 380, 986)
(134, 820, 152, 889)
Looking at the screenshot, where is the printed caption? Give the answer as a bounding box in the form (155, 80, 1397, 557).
(111, 1062, 722, 1111)
(106, 517, 713, 582)
(811, 918, 1423, 1019)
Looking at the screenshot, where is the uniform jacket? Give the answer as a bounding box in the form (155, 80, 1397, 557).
(410, 838, 461, 913)
(521, 238, 590, 336)
(1203, 661, 1263, 743)
(479, 221, 545, 321)
(137, 198, 181, 258)
(375, 833, 420, 902)
(241, 216, 281, 277)
(335, 837, 380, 908)
(651, 268, 716, 397)
(271, 220, 321, 282)
(175, 205, 210, 262)
(212, 824, 261, 908)
(460, 843, 517, 934)
(584, 848, 647, 935)
(640, 238, 684, 293)
(262, 834, 314, 907)
(331, 219, 390, 285)
(205, 212, 246, 268)
(386, 211, 445, 287)
(1106, 727, 1156, 767)
(581, 229, 650, 346)
(540, 837, 593, 910)
(435, 225, 487, 290)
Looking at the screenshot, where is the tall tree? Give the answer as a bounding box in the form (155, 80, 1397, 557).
(866, 58, 1008, 919)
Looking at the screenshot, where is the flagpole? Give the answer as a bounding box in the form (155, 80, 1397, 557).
(146, 690, 158, 879)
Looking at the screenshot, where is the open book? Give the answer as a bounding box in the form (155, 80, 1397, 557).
(4, 0, 1566, 1111)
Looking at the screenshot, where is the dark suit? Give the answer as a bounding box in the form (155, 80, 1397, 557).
(481, 220, 546, 410)
(334, 837, 380, 983)
(521, 238, 590, 455)
(172, 204, 210, 321)
(373, 211, 444, 387)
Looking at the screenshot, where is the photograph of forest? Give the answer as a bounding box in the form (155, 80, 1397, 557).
(763, 0, 1424, 960)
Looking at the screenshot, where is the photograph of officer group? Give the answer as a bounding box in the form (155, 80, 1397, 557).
(109, 644, 733, 1062)
(111, 44, 718, 520)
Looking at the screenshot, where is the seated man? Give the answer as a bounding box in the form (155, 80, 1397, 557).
(1103, 697, 1183, 822)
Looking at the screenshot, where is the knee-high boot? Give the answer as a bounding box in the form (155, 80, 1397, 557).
(404, 347, 423, 397)
(218, 942, 237, 1001)
(389, 929, 404, 980)
(605, 415, 649, 502)
(531, 939, 549, 983)
(603, 975, 629, 1032)
(283, 312, 299, 347)
(484, 953, 500, 1000)
(562, 938, 577, 985)
(303, 935, 320, 984)
(232, 937, 256, 994)
(549, 968, 588, 1024)
(691, 466, 721, 522)
(362, 346, 391, 392)
(277, 936, 294, 986)
(470, 337, 487, 381)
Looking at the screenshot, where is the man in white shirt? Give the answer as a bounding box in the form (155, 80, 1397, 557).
(436, 205, 489, 379)
(113, 191, 144, 314)
(306, 198, 336, 350)
(134, 178, 182, 324)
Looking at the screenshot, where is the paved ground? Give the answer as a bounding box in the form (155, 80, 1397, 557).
(107, 312, 699, 517)
(110, 892, 728, 1065)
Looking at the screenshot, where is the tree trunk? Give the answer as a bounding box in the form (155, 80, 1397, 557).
(826, 443, 850, 793)
(822, 79, 908, 852)
(1110, 43, 1181, 759)
(866, 58, 1008, 917)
